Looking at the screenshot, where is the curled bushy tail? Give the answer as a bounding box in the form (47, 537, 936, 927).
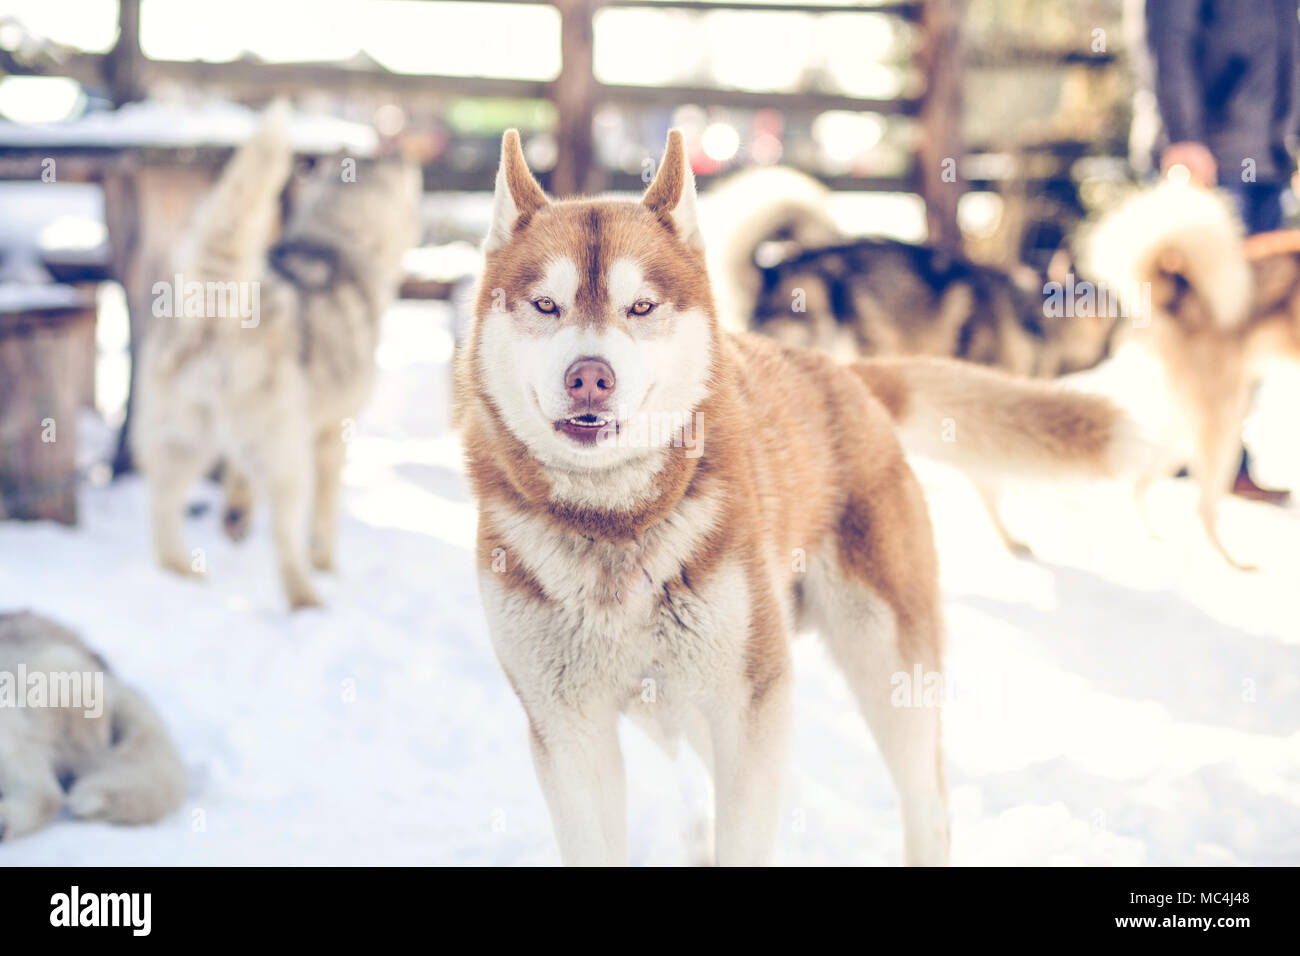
(703, 166, 842, 328)
(1082, 181, 1251, 330)
(854, 356, 1151, 480)
(177, 99, 294, 283)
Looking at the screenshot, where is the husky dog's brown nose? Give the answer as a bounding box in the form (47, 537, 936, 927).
(565, 357, 615, 405)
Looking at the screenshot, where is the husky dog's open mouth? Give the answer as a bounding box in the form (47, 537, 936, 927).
(555, 413, 619, 444)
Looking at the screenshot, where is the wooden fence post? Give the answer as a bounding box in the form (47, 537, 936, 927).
(551, 0, 600, 196)
(105, 0, 146, 105)
(917, 0, 964, 252)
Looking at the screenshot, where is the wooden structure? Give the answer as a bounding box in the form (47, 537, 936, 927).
(0, 0, 973, 488)
(0, 107, 379, 477)
(2, 0, 957, 231)
(0, 291, 97, 524)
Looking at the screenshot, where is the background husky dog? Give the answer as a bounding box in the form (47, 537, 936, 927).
(457, 129, 1143, 866)
(1084, 182, 1300, 569)
(705, 167, 1124, 554)
(0, 611, 184, 841)
(705, 166, 1119, 377)
(133, 104, 422, 609)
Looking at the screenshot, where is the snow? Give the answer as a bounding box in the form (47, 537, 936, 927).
(1, 301, 1298, 866)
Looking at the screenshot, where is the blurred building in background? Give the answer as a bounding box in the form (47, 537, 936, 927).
(0, 0, 1134, 509)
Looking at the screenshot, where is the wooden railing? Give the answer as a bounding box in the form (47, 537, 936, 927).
(2, 0, 963, 244)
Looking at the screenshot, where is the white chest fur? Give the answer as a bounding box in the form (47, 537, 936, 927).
(478, 493, 749, 714)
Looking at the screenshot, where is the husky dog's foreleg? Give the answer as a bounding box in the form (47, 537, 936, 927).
(527, 706, 627, 866)
(0, 742, 62, 841)
(708, 646, 792, 867)
(221, 463, 255, 542)
(254, 415, 322, 609)
(268, 460, 321, 609)
(65, 686, 186, 825)
(141, 440, 212, 578)
(310, 426, 347, 572)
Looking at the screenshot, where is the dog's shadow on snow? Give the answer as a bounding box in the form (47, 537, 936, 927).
(957, 562, 1300, 736)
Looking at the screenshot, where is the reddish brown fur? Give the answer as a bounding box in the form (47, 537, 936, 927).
(456, 130, 1152, 863)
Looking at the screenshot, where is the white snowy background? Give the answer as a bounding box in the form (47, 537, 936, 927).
(1, 301, 1298, 866)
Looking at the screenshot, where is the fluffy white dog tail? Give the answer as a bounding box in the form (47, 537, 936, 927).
(178, 100, 294, 283)
(702, 165, 842, 330)
(1082, 181, 1252, 330)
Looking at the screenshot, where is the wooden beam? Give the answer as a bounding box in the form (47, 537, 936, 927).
(139, 57, 552, 102)
(916, 0, 963, 251)
(5, 50, 920, 117)
(600, 0, 921, 15)
(138, 59, 921, 114)
(598, 82, 919, 114)
(551, 0, 600, 196)
(103, 0, 145, 105)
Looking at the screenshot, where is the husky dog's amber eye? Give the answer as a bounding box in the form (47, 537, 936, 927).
(533, 297, 558, 315)
(629, 299, 656, 316)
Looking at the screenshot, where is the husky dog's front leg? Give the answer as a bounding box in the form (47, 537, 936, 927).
(526, 704, 627, 866)
(709, 617, 793, 867)
(482, 575, 629, 865)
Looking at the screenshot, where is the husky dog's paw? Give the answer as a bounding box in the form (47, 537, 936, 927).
(66, 776, 165, 825)
(222, 506, 252, 542)
(1005, 538, 1034, 559)
(158, 554, 206, 579)
(287, 585, 323, 611)
(65, 781, 110, 820)
(310, 544, 335, 572)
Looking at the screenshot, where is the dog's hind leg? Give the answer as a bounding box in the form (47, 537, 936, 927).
(1193, 386, 1257, 571)
(810, 473, 950, 866)
(221, 463, 254, 542)
(974, 479, 1032, 556)
(811, 575, 949, 865)
(1179, 357, 1256, 570)
(310, 426, 346, 571)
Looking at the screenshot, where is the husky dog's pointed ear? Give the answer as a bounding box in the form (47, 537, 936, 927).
(643, 129, 704, 251)
(485, 129, 548, 254)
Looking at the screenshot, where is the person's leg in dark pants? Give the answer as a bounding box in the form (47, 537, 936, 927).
(1220, 180, 1285, 233)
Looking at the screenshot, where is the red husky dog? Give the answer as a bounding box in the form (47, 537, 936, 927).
(458, 130, 1139, 865)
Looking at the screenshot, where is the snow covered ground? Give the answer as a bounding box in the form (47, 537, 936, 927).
(2, 302, 1298, 866)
